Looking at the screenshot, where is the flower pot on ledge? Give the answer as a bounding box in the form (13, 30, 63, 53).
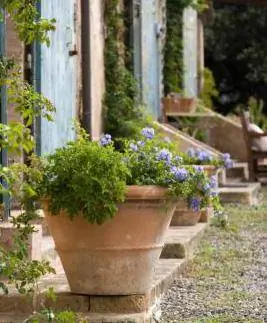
(42, 185, 177, 295)
(162, 94, 196, 115)
(171, 200, 201, 226)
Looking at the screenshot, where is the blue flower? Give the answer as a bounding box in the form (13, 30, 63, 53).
(130, 143, 138, 152)
(210, 175, 218, 189)
(190, 198, 200, 212)
(193, 165, 204, 173)
(100, 134, 112, 146)
(223, 153, 230, 160)
(196, 150, 212, 162)
(141, 127, 155, 139)
(187, 148, 196, 158)
(137, 140, 145, 146)
(223, 153, 233, 169)
(171, 167, 188, 181)
(157, 149, 172, 163)
(203, 183, 211, 192)
(174, 156, 183, 164)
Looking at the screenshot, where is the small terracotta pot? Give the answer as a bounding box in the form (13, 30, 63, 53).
(171, 208, 201, 226)
(202, 165, 218, 177)
(42, 185, 177, 295)
(199, 207, 214, 223)
(162, 95, 196, 114)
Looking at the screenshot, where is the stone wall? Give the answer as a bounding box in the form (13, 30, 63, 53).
(195, 114, 247, 161)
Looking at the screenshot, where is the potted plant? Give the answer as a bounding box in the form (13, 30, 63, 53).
(37, 127, 217, 295)
(162, 93, 196, 115)
(183, 148, 233, 173)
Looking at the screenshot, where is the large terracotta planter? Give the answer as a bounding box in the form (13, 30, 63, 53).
(42, 186, 177, 295)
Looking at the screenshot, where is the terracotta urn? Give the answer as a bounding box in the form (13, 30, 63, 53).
(42, 185, 177, 295)
(171, 200, 201, 226)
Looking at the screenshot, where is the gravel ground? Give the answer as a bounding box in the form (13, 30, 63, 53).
(161, 203, 267, 323)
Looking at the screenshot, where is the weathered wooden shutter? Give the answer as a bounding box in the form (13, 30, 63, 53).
(35, 0, 77, 155)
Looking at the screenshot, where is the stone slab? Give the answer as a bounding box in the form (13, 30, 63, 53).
(0, 259, 187, 316)
(218, 182, 261, 205)
(0, 312, 155, 323)
(161, 223, 208, 259)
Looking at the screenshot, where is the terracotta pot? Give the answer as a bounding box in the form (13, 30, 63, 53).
(162, 95, 196, 114)
(171, 208, 201, 226)
(202, 165, 217, 177)
(199, 207, 214, 223)
(42, 186, 176, 295)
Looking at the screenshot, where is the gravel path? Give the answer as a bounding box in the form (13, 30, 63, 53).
(161, 205, 267, 323)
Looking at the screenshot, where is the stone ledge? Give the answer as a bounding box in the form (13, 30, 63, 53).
(161, 223, 208, 259)
(218, 182, 261, 205)
(0, 259, 187, 316)
(0, 312, 154, 323)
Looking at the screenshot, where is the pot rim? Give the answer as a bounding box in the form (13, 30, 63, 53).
(41, 185, 170, 204)
(125, 185, 169, 200)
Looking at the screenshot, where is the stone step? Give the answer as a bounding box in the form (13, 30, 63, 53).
(218, 182, 262, 206)
(226, 162, 249, 180)
(161, 223, 208, 259)
(0, 259, 187, 320)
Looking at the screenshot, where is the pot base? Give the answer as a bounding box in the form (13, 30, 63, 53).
(60, 247, 162, 295)
(171, 209, 201, 226)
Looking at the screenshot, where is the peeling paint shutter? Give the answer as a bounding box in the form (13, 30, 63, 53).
(36, 0, 77, 155)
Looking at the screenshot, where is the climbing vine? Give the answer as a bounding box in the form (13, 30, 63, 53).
(164, 0, 209, 95)
(104, 0, 144, 141)
(0, 2, 56, 294)
(0, 0, 55, 45)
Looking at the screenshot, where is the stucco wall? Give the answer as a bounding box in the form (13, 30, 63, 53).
(89, 0, 105, 140)
(195, 114, 247, 161)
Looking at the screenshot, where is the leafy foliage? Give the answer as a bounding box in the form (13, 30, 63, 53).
(199, 68, 219, 109)
(0, 0, 56, 295)
(39, 132, 129, 224)
(0, 0, 56, 45)
(104, 0, 145, 140)
(164, 0, 209, 95)
(205, 4, 267, 114)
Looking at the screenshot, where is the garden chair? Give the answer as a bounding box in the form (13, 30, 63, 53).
(240, 110, 267, 181)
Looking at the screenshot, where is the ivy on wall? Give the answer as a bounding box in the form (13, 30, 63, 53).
(163, 0, 208, 96)
(104, 0, 144, 141)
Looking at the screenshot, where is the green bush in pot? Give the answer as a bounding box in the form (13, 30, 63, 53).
(39, 127, 220, 223)
(35, 126, 221, 295)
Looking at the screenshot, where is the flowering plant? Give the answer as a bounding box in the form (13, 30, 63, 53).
(39, 127, 221, 225)
(123, 127, 220, 212)
(183, 147, 233, 169)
